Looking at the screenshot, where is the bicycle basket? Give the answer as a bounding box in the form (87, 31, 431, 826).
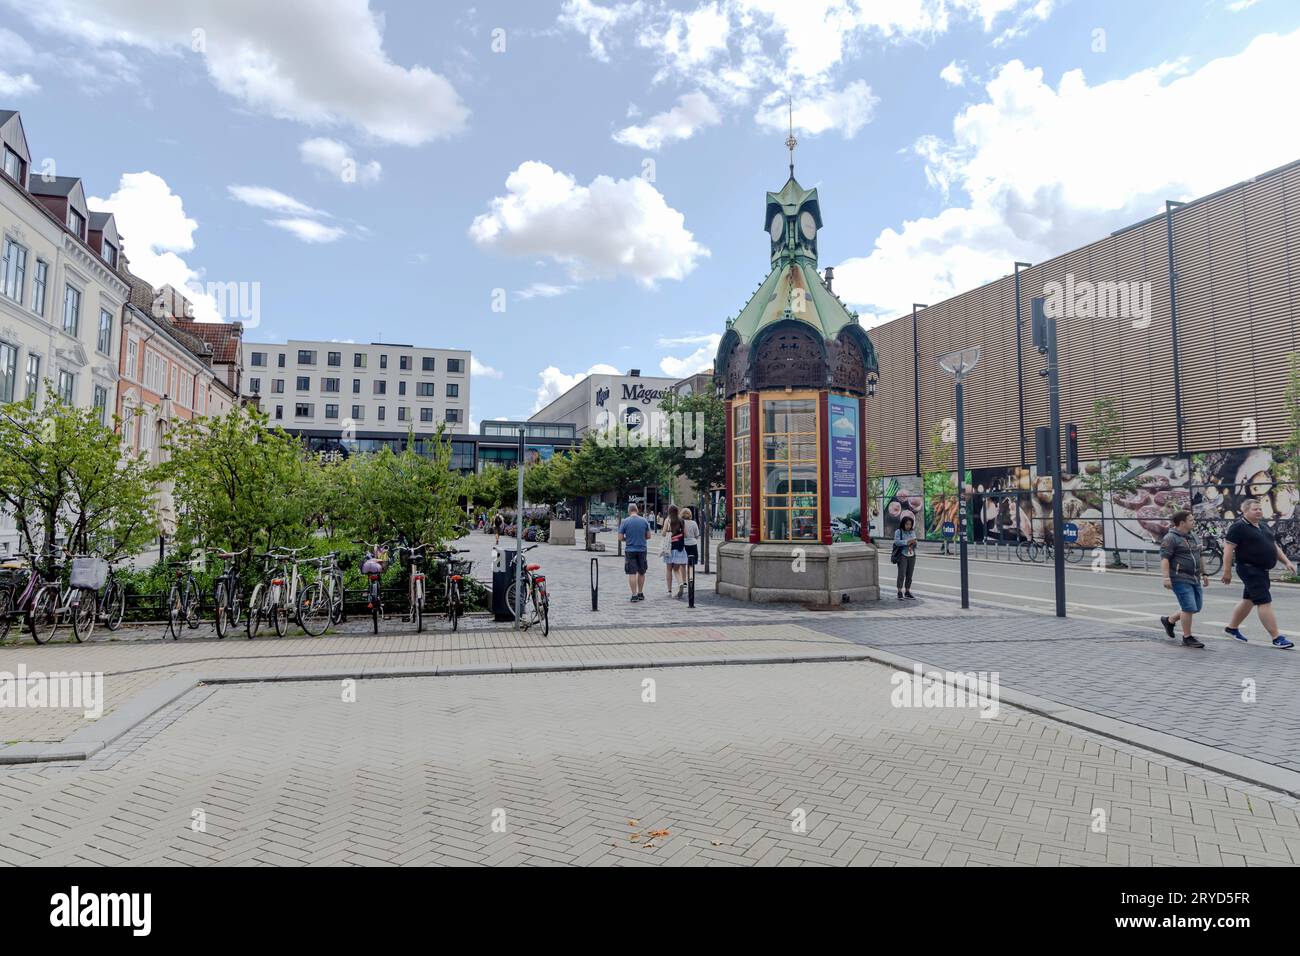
(70, 557, 109, 590)
(450, 559, 474, 578)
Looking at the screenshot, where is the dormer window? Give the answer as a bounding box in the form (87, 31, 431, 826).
(101, 242, 117, 268)
(2, 147, 21, 182)
(67, 208, 85, 238)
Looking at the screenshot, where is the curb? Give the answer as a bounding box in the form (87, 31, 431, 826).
(3, 652, 1298, 800)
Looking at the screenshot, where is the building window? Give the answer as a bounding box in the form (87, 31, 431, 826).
(373, 380, 386, 395)
(322, 377, 340, 393)
(446, 383, 459, 398)
(57, 370, 74, 404)
(251, 351, 267, 367)
(275, 405, 283, 420)
(398, 407, 410, 422)
(272, 379, 284, 394)
(732, 402, 751, 540)
(447, 358, 465, 373)
(420, 407, 433, 423)
(277, 353, 286, 368)
(353, 352, 366, 368)
(249, 377, 261, 394)
(295, 403, 313, 418)
(2, 238, 27, 304)
(0, 342, 17, 402)
(379, 354, 388, 369)
(350, 405, 364, 421)
(328, 351, 341, 367)
(325, 404, 339, 420)
(417, 382, 435, 397)
(297, 349, 316, 365)
(760, 397, 819, 542)
(398, 381, 406, 396)
(422, 356, 435, 372)
(63, 285, 81, 335)
(352, 378, 361, 394)
(93, 385, 108, 425)
(2, 146, 21, 182)
(399, 355, 410, 371)
(32, 260, 47, 315)
(24, 353, 40, 403)
(377, 406, 386, 421)
(296, 376, 310, 391)
(67, 208, 85, 238)
(101, 242, 117, 269)
(445, 408, 462, 423)
(97, 309, 113, 355)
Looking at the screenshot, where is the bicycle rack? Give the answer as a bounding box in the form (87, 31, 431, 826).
(590, 557, 599, 612)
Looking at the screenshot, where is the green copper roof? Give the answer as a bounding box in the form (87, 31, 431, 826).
(727, 257, 859, 344)
(766, 176, 818, 217)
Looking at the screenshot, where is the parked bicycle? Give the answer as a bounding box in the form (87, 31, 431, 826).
(211, 547, 249, 639)
(358, 541, 391, 634)
(97, 558, 128, 631)
(505, 544, 549, 635)
(165, 552, 203, 640)
(400, 543, 430, 632)
(1016, 537, 1083, 565)
(431, 548, 471, 632)
(247, 551, 284, 639)
(1195, 521, 1225, 576)
(25, 551, 101, 645)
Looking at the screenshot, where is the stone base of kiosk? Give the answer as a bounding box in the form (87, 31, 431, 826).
(715, 540, 880, 605)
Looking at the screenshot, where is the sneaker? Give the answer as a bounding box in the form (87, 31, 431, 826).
(1273, 635, 1294, 650)
(630, 594, 639, 603)
(1225, 627, 1247, 642)
(897, 590, 904, 600)
(904, 592, 915, 599)
(1160, 615, 1176, 639)
(1182, 635, 1205, 649)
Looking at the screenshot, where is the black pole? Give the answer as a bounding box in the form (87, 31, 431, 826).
(956, 379, 969, 610)
(1013, 262, 1031, 468)
(912, 304, 926, 475)
(688, 561, 695, 608)
(590, 557, 598, 611)
(1036, 297, 1067, 618)
(1164, 200, 1186, 455)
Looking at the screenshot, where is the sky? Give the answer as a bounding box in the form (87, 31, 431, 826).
(3, 0, 1299, 428)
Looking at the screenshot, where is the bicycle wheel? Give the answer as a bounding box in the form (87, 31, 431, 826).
(0, 586, 13, 642)
(372, 596, 380, 634)
(229, 583, 243, 628)
(447, 582, 459, 632)
(1203, 548, 1222, 577)
(184, 578, 201, 629)
(298, 583, 328, 637)
(414, 581, 424, 633)
(166, 584, 184, 640)
(1065, 543, 1083, 564)
(104, 581, 125, 630)
(330, 574, 344, 624)
(271, 591, 287, 637)
(1016, 539, 1034, 563)
(214, 580, 230, 639)
(246, 582, 264, 638)
(535, 582, 548, 636)
(71, 589, 95, 642)
(29, 586, 58, 644)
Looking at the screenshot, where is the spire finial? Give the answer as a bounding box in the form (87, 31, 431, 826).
(784, 95, 797, 179)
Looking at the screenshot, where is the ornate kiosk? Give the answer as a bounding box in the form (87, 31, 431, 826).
(715, 151, 881, 604)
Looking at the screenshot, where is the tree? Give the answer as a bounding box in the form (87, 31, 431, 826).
(341, 429, 462, 547)
(658, 389, 726, 515)
(161, 407, 313, 556)
(0, 392, 158, 561)
(1080, 396, 1139, 566)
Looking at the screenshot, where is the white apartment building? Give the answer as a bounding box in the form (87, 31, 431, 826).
(240, 339, 471, 438)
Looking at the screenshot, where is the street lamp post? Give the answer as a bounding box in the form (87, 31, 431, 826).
(938, 347, 980, 610)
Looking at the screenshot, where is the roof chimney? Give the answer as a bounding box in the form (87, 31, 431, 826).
(629, 369, 640, 377)
(823, 266, 834, 292)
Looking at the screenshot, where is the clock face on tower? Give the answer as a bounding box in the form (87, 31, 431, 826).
(800, 210, 817, 241)
(769, 213, 783, 242)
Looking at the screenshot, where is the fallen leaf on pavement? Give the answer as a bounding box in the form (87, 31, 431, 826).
(648, 829, 670, 838)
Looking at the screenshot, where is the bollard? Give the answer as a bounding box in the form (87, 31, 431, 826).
(590, 557, 599, 612)
(688, 561, 695, 608)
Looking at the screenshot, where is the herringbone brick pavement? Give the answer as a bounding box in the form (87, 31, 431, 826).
(1, 663, 1296, 866)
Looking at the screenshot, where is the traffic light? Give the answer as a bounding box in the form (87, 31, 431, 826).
(1035, 426, 1055, 476)
(1065, 422, 1079, 474)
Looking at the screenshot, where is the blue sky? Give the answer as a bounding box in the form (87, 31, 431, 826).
(3, 0, 1298, 426)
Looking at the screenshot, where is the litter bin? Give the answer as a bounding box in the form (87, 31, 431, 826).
(491, 547, 518, 621)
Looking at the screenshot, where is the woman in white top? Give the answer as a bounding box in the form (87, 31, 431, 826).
(681, 508, 701, 575)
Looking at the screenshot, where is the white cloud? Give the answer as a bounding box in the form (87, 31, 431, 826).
(834, 29, 1300, 324)
(940, 60, 966, 86)
(657, 332, 718, 347)
(227, 184, 321, 216)
(469, 161, 708, 287)
(659, 332, 720, 378)
(298, 137, 381, 185)
(266, 218, 347, 243)
(557, 0, 644, 61)
(1227, 0, 1260, 10)
(0, 69, 38, 95)
(532, 363, 619, 412)
(471, 356, 503, 379)
(89, 171, 221, 322)
(613, 91, 721, 150)
(8, 0, 469, 145)
(514, 283, 577, 300)
(754, 80, 878, 138)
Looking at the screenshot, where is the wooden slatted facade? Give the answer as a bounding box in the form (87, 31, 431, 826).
(865, 158, 1300, 476)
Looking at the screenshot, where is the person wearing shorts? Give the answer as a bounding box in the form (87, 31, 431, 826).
(619, 504, 651, 602)
(682, 507, 700, 570)
(1159, 510, 1207, 648)
(1221, 498, 1296, 649)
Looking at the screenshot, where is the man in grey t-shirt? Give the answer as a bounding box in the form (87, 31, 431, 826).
(1159, 510, 1208, 648)
(619, 504, 652, 602)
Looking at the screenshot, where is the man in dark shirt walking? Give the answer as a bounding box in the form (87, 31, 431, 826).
(1221, 499, 1296, 649)
(1159, 510, 1207, 648)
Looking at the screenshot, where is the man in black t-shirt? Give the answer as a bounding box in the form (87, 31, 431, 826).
(1221, 499, 1296, 649)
